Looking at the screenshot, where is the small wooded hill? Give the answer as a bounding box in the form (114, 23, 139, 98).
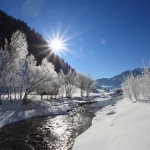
(0, 10, 74, 74)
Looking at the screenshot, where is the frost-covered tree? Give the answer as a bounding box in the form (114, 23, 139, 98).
(37, 80, 59, 100)
(76, 73, 91, 97)
(9, 30, 28, 60)
(84, 75, 96, 97)
(58, 69, 76, 98)
(122, 74, 138, 102)
(9, 30, 28, 102)
(138, 68, 150, 101)
(58, 70, 65, 98)
(0, 30, 28, 104)
(20, 55, 38, 103)
(0, 45, 11, 104)
(121, 68, 150, 102)
(0, 30, 61, 104)
(1, 30, 98, 105)
(21, 56, 55, 104)
(36, 58, 58, 100)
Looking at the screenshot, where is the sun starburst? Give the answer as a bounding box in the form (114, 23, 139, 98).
(49, 37, 66, 54)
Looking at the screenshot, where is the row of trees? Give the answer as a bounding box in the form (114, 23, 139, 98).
(0, 30, 96, 104)
(121, 68, 150, 102)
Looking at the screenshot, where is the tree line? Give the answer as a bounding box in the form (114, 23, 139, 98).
(0, 30, 96, 105)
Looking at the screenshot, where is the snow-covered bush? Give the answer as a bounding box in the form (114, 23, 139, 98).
(122, 68, 150, 102)
(138, 68, 150, 101)
(122, 74, 140, 102)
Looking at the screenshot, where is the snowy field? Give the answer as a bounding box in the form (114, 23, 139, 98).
(73, 98, 150, 150)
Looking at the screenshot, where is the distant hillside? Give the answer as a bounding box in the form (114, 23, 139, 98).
(0, 10, 74, 74)
(97, 68, 143, 89)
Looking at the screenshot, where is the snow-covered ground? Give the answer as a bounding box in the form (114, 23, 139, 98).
(0, 98, 77, 128)
(0, 89, 113, 129)
(0, 89, 102, 128)
(73, 98, 150, 150)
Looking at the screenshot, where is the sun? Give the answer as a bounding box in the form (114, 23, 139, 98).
(45, 25, 76, 56)
(49, 37, 66, 54)
(50, 39, 63, 51)
(50, 38, 63, 51)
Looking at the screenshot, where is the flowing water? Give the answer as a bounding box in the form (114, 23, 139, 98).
(0, 95, 119, 150)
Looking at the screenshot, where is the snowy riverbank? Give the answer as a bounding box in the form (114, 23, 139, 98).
(0, 89, 109, 128)
(73, 98, 150, 150)
(0, 99, 77, 128)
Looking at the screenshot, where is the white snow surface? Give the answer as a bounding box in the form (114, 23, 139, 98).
(73, 98, 150, 150)
(0, 98, 77, 128)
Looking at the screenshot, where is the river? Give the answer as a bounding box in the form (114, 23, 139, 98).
(0, 95, 119, 150)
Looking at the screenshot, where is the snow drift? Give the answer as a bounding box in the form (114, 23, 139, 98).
(73, 98, 150, 150)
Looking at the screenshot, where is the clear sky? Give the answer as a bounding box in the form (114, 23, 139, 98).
(1, 0, 150, 79)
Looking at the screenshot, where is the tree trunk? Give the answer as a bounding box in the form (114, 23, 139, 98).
(0, 94, 2, 105)
(81, 89, 83, 97)
(19, 91, 22, 100)
(41, 95, 43, 100)
(10, 91, 12, 103)
(22, 93, 28, 105)
(14, 92, 17, 100)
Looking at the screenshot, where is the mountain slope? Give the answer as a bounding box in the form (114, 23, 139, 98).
(97, 68, 143, 89)
(0, 10, 74, 73)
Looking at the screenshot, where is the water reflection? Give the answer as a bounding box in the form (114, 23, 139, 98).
(0, 93, 122, 150)
(0, 106, 99, 150)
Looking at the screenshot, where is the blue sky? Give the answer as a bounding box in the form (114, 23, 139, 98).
(1, 0, 150, 79)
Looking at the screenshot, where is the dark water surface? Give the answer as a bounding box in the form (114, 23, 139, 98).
(0, 96, 119, 150)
